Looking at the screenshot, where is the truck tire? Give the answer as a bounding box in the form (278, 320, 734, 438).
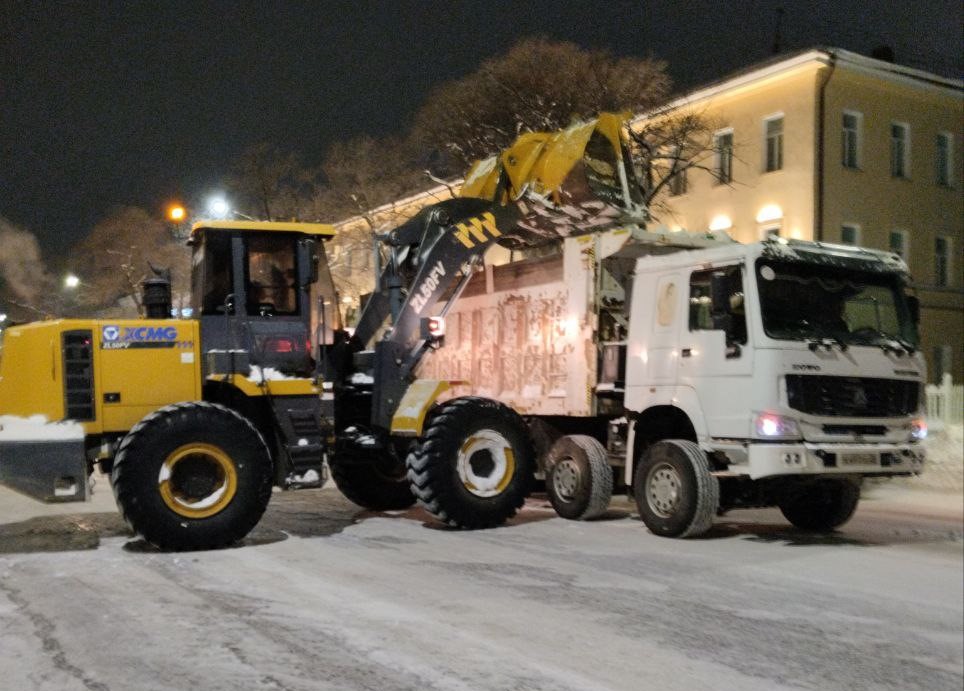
(406, 397, 534, 528)
(778, 478, 860, 531)
(545, 435, 613, 520)
(111, 402, 273, 551)
(330, 452, 416, 511)
(633, 439, 718, 538)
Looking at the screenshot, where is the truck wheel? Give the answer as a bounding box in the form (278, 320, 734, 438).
(330, 452, 416, 511)
(406, 397, 534, 528)
(545, 435, 613, 520)
(111, 402, 273, 551)
(778, 478, 860, 531)
(633, 440, 718, 538)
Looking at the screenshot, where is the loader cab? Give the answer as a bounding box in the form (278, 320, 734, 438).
(189, 220, 339, 377)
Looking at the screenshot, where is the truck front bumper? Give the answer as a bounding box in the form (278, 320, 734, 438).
(739, 442, 924, 480)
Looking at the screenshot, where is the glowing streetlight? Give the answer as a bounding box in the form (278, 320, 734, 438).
(0, 313, 7, 323)
(168, 204, 186, 222)
(64, 274, 81, 289)
(207, 197, 230, 218)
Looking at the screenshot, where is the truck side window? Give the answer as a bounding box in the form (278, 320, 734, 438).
(689, 267, 747, 344)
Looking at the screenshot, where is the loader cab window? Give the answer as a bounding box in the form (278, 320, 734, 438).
(689, 266, 747, 345)
(195, 231, 234, 316)
(245, 235, 298, 316)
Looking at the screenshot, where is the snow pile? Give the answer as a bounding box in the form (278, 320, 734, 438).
(350, 372, 374, 385)
(0, 415, 84, 442)
(912, 423, 964, 492)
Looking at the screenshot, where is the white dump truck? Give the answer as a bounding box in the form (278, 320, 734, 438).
(420, 227, 927, 536)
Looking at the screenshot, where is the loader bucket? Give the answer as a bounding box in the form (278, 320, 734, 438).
(0, 418, 89, 502)
(460, 112, 646, 247)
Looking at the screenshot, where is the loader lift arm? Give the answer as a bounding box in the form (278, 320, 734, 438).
(348, 113, 649, 432)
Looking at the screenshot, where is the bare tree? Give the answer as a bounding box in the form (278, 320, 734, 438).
(69, 206, 191, 316)
(627, 108, 722, 220)
(227, 143, 317, 220)
(409, 37, 671, 172)
(0, 217, 56, 319)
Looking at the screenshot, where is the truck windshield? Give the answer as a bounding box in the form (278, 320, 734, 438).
(756, 259, 918, 347)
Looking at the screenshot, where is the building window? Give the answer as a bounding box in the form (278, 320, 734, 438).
(841, 224, 860, 246)
(668, 146, 687, 196)
(932, 345, 953, 384)
(714, 130, 733, 184)
(935, 236, 952, 287)
(842, 111, 861, 169)
(764, 115, 783, 172)
(936, 132, 953, 187)
(888, 229, 909, 264)
(890, 122, 910, 178)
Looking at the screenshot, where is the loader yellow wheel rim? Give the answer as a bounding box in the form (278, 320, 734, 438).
(158, 443, 238, 519)
(456, 430, 516, 498)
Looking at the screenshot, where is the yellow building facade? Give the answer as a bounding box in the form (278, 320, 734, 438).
(647, 49, 962, 382)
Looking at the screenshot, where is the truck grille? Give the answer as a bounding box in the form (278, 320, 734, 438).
(786, 375, 918, 418)
(62, 330, 95, 421)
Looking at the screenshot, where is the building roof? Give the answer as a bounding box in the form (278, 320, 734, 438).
(641, 47, 963, 118)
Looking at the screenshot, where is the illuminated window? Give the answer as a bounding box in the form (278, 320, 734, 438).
(842, 111, 861, 169)
(890, 123, 910, 178)
(764, 115, 783, 172)
(714, 130, 733, 184)
(936, 132, 953, 187)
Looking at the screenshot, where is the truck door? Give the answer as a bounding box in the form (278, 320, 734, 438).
(678, 264, 753, 438)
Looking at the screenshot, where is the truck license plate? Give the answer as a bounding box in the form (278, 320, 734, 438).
(842, 452, 877, 466)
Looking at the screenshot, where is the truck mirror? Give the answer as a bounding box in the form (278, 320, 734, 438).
(299, 239, 319, 288)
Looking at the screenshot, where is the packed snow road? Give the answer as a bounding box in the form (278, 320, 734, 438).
(0, 481, 960, 691)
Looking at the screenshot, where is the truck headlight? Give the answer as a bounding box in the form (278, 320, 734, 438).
(754, 412, 801, 439)
(910, 417, 927, 441)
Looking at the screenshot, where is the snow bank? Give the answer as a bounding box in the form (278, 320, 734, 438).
(911, 423, 964, 492)
(249, 365, 295, 381)
(0, 415, 84, 442)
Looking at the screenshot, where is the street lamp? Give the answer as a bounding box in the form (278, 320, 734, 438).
(207, 196, 230, 218)
(168, 204, 186, 222)
(64, 274, 81, 289)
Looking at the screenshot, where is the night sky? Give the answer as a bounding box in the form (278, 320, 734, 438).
(1, 0, 960, 256)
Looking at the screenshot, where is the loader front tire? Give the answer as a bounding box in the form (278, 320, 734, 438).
(545, 434, 613, 520)
(111, 402, 273, 551)
(330, 451, 416, 511)
(633, 439, 718, 538)
(406, 397, 534, 528)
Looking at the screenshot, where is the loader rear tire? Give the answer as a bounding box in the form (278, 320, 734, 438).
(111, 402, 273, 551)
(330, 451, 416, 511)
(633, 439, 718, 538)
(406, 397, 534, 529)
(778, 478, 860, 531)
(545, 435, 613, 520)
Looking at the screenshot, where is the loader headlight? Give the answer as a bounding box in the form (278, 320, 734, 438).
(754, 412, 801, 439)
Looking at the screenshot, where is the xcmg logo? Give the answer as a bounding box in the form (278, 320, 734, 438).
(101, 325, 181, 350)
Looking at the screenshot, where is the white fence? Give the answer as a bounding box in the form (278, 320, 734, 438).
(926, 374, 964, 427)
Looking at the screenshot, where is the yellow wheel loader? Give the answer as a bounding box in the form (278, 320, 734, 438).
(0, 114, 650, 550)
